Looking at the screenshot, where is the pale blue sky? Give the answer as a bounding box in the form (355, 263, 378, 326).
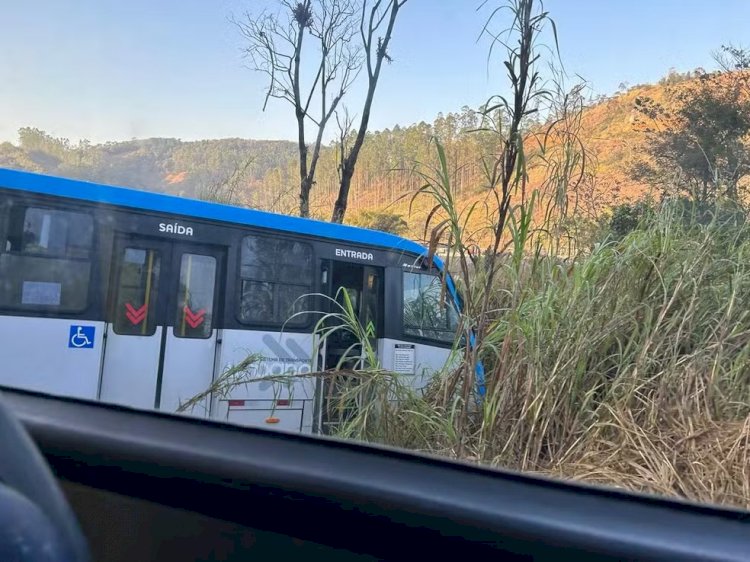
(1, 0, 748, 144)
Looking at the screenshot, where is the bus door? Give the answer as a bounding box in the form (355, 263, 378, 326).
(318, 260, 383, 433)
(100, 235, 224, 414)
(321, 261, 383, 369)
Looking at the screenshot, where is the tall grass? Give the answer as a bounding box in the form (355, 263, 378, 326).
(353, 200, 750, 509)
(179, 162, 750, 510)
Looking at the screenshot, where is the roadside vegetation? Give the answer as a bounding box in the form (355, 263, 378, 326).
(177, 0, 750, 510)
(334, 194, 750, 510)
(187, 188, 750, 510)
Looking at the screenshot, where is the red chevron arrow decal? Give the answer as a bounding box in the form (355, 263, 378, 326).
(183, 306, 206, 329)
(125, 302, 147, 325)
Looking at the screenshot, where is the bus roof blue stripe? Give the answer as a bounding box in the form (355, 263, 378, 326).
(0, 167, 430, 257)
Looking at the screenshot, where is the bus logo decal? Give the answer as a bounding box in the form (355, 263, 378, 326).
(125, 303, 147, 325)
(183, 306, 206, 329)
(69, 325, 95, 349)
(159, 222, 194, 236)
(261, 335, 311, 362)
(335, 248, 374, 261)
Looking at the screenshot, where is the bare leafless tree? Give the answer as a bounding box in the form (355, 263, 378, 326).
(714, 43, 750, 72)
(331, 0, 409, 223)
(334, 106, 355, 184)
(235, 0, 361, 217)
(713, 43, 750, 98)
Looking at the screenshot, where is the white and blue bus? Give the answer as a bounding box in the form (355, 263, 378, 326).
(0, 168, 468, 433)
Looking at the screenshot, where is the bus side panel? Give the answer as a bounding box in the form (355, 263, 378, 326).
(209, 329, 316, 433)
(0, 315, 104, 400)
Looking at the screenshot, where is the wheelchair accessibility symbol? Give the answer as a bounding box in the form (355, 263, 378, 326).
(69, 325, 95, 349)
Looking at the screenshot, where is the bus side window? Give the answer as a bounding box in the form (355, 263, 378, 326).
(238, 235, 313, 327)
(402, 271, 459, 344)
(0, 204, 93, 312)
(8, 206, 92, 257)
(0, 200, 8, 252)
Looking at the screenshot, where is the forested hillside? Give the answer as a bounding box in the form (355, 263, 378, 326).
(0, 130, 299, 202)
(0, 69, 744, 239)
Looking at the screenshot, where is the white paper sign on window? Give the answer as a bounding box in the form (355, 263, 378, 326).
(22, 281, 62, 306)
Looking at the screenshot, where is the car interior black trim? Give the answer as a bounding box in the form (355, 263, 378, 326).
(3, 386, 749, 561)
